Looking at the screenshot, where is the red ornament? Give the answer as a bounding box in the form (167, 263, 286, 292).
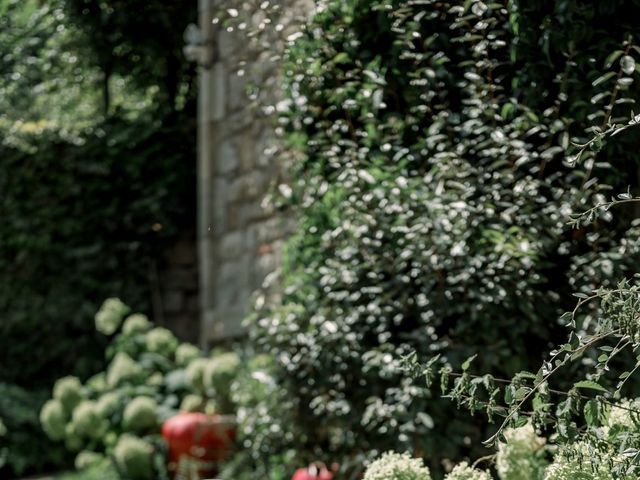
(162, 412, 235, 478)
(292, 463, 334, 480)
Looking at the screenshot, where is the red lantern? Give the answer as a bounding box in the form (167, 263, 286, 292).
(162, 412, 235, 478)
(292, 463, 334, 480)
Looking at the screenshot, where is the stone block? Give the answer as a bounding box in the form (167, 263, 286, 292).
(256, 217, 283, 244)
(161, 267, 198, 290)
(219, 230, 246, 259)
(167, 237, 196, 266)
(227, 170, 268, 205)
(211, 62, 226, 122)
(217, 140, 239, 174)
(164, 291, 184, 314)
(211, 177, 228, 233)
(228, 69, 249, 113)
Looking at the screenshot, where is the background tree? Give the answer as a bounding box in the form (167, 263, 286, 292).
(0, 0, 196, 476)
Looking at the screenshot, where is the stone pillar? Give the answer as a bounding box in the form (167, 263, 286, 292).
(197, 0, 291, 344)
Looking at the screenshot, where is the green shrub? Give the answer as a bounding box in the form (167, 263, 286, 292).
(235, 0, 640, 475)
(1, 384, 66, 476)
(0, 1, 196, 477)
(43, 300, 241, 479)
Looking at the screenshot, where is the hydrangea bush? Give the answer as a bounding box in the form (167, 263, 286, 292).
(41, 298, 243, 478)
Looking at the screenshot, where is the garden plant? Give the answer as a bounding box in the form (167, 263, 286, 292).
(41, 298, 243, 479)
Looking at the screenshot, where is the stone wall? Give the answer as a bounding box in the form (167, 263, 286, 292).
(157, 231, 200, 343)
(196, 0, 308, 344)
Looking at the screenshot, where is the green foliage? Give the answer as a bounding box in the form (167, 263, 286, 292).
(233, 0, 640, 475)
(0, 383, 66, 476)
(363, 451, 432, 480)
(61, 0, 196, 113)
(0, 115, 195, 390)
(0, 2, 195, 475)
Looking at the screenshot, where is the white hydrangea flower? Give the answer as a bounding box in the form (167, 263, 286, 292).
(607, 399, 640, 431)
(496, 423, 547, 480)
(364, 451, 432, 480)
(543, 442, 613, 480)
(444, 462, 492, 480)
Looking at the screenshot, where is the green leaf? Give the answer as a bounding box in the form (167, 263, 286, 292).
(573, 380, 608, 393)
(583, 399, 600, 427)
(461, 354, 477, 372)
(592, 71, 616, 87)
(604, 50, 624, 68)
(514, 387, 528, 400)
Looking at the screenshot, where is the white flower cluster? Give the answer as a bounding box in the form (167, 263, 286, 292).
(496, 423, 547, 480)
(363, 451, 432, 480)
(94, 297, 129, 335)
(607, 399, 640, 431)
(543, 442, 613, 480)
(444, 462, 491, 480)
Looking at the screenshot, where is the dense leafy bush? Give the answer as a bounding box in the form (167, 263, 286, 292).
(0, 0, 196, 382)
(42, 299, 242, 479)
(0, 383, 67, 476)
(0, 115, 195, 390)
(0, 1, 196, 476)
(232, 0, 640, 476)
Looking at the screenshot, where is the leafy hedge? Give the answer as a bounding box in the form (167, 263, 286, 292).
(232, 0, 640, 477)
